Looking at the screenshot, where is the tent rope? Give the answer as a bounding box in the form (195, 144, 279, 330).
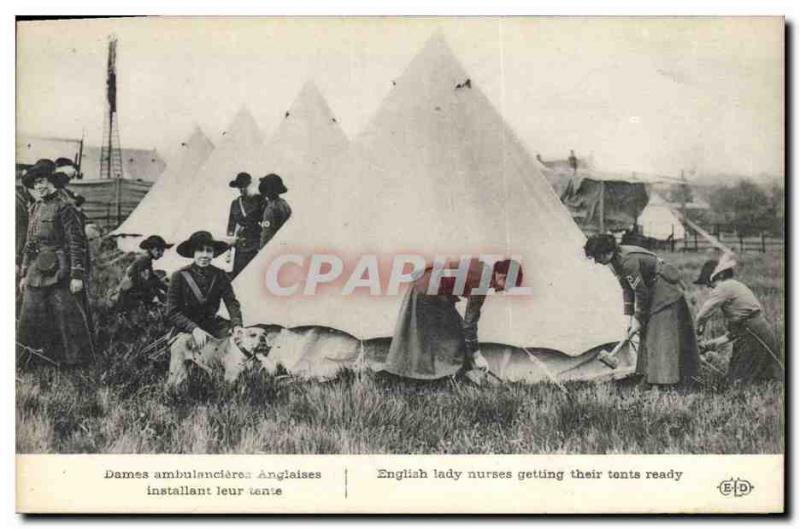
(521, 347, 570, 396)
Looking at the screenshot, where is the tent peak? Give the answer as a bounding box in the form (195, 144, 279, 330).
(298, 79, 323, 95)
(223, 106, 264, 145)
(264, 79, 347, 149)
(288, 80, 336, 116)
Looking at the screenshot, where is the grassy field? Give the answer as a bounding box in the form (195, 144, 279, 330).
(16, 245, 785, 454)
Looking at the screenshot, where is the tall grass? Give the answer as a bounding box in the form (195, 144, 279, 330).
(15, 365, 784, 454)
(15, 246, 785, 454)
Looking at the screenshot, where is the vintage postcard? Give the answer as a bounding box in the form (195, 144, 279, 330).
(14, 16, 785, 514)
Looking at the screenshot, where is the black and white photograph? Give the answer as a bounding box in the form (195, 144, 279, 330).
(13, 15, 785, 513)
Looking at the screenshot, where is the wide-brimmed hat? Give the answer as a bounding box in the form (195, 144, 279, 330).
(229, 172, 252, 189)
(53, 158, 78, 185)
(176, 230, 229, 258)
(35, 158, 56, 171)
(710, 252, 736, 282)
(52, 170, 75, 189)
(21, 159, 57, 189)
(694, 260, 718, 286)
(139, 235, 173, 251)
(695, 252, 737, 285)
(259, 173, 288, 196)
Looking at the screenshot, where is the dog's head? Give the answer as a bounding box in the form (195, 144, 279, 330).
(232, 326, 272, 356)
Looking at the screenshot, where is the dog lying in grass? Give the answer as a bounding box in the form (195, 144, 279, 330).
(167, 326, 278, 387)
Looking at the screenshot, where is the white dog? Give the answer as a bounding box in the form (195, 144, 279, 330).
(167, 326, 278, 387)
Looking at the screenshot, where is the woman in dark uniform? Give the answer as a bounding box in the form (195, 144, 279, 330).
(258, 173, 292, 248)
(166, 231, 243, 349)
(116, 235, 173, 311)
(17, 159, 94, 366)
(226, 172, 264, 278)
(51, 162, 94, 332)
(16, 186, 32, 280)
(584, 234, 699, 386)
(384, 258, 523, 380)
(695, 254, 783, 382)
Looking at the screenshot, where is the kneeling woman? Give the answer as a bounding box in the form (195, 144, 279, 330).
(695, 254, 783, 382)
(384, 258, 523, 380)
(117, 235, 172, 311)
(167, 231, 243, 349)
(584, 234, 699, 386)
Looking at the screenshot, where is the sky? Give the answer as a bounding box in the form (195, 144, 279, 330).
(16, 16, 784, 180)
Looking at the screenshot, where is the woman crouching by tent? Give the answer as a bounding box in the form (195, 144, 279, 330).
(694, 254, 783, 383)
(383, 258, 523, 380)
(115, 235, 172, 313)
(584, 234, 699, 387)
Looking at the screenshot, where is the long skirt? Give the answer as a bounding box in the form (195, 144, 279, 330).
(728, 314, 783, 382)
(637, 297, 699, 385)
(17, 283, 95, 366)
(383, 288, 468, 379)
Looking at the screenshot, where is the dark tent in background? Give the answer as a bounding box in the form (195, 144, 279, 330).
(68, 178, 153, 229)
(559, 174, 649, 234)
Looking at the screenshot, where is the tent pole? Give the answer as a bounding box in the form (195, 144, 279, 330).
(76, 135, 84, 179)
(115, 178, 122, 226)
(599, 180, 605, 233)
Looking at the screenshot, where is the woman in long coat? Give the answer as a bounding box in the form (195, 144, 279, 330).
(695, 254, 783, 382)
(584, 234, 699, 386)
(226, 172, 264, 278)
(384, 258, 523, 380)
(17, 160, 94, 366)
(258, 174, 292, 248)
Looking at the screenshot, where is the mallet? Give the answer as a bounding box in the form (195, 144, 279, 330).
(598, 327, 639, 369)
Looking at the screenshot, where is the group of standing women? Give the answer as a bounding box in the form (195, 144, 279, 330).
(226, 171, 292, 278)
(15, 161, 293, 368)
(16, 159, 94, 367)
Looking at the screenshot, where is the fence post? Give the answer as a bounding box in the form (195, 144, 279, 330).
(670, 225, 675, 252)
(694, 230, 698, 251)
(739, 233, 744, 253)
(761, 232, 766, 253)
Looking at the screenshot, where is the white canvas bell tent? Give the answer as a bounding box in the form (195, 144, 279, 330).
(240, 80, 349, 270)
(257, 80, 348, 181)
(231, 34, 631, 382)
(156, 107, 265, 274)
(111, 126, 214, 252)
(638, 191, 686, 241)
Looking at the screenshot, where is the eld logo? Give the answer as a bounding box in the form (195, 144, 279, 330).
(717, 478, 755, 497)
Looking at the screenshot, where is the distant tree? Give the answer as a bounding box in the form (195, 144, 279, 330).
(709, 179, 777, 237)
(766, 182, 785, 236)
